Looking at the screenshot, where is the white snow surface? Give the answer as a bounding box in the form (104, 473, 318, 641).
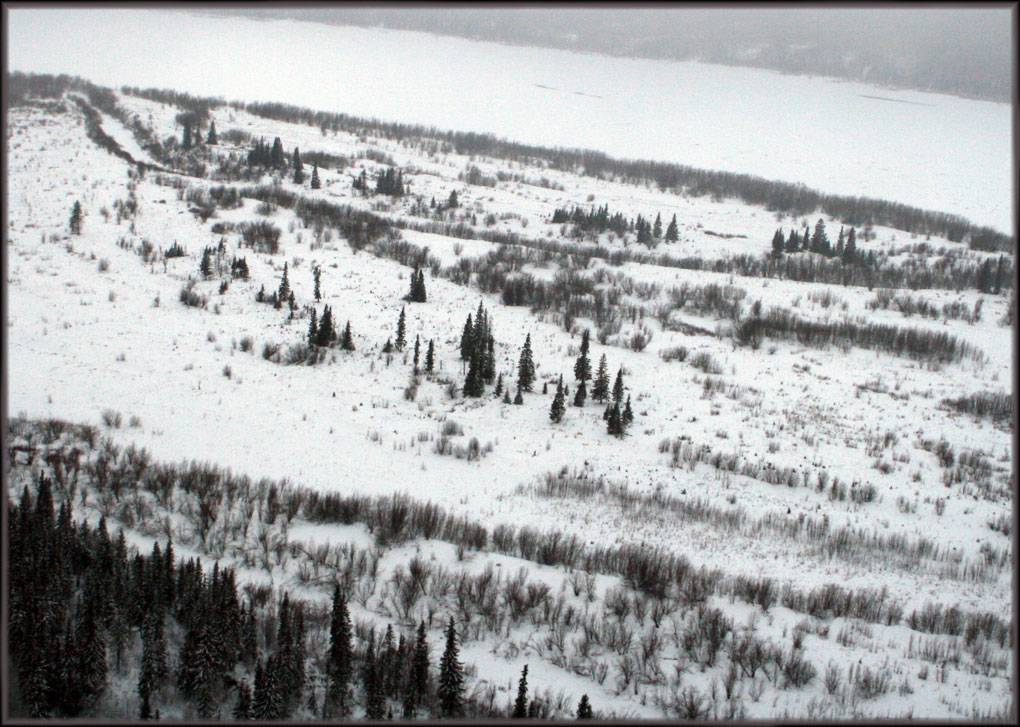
(8, 7, 1014, 235)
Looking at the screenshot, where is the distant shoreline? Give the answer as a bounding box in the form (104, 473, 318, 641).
(858, 94, 936, 107)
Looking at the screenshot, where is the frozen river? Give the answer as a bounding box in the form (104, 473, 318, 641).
(9, 8, 1013, 234)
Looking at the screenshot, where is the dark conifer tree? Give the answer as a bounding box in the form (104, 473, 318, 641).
(460, 314, 474, 360)
(425, 339, 435, 373)
(233, 680, 253, 720)
(308, 308, 318, 346)
(592, 355, 609, 403)
(396, 306, 407, 351)
(182, 119, 193, 150)
(341, 321, 354, 351)
(463, 349, 484, 398)
(447, 190, 459, 208)
(512, 665, 529, 718)
(771, 229, 785, 257)
(413, 335, 421, 372)
(573, 329, 591, 387)
(613, 368, 625, 405)
(310, 162, 321, 189)
(69, 201, 83, 235)
(843, 227, 857, 262)
(993, 255, 1007, 294)
(494, 373, 503, 397)
(406, 621, 430, 717)
(293, 148, 304, 184)
(622, 395, 634, 428)
(363, 631, 385, 720)
(573, 381, 587, 407)
(517, 333, 536, 392)
(550, 376, 566, 423)
(316, 305, 335, 347)
(206, 120, 217, 145)
(607, 402, 623, 437)
(325, 585, 353, 718)
(437, 619, 463, 717)
(483, 335, 496, 383)
(576, 694, 593, 719)
(200, 247, 212, 278)
(313, 265, 322, 301)
(665, 214, 679, 242)
(514, 382, 524, 404)
(653, 213, 662, 239)
(270, 137, 285, 169)
(382, 338, 393, 354)
(278, 262, 290, 302)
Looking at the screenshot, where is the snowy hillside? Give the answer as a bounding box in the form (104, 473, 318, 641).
(6, 76, 1014, 721)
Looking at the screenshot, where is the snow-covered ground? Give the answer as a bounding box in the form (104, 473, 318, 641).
(6, 85, 1014, 720)
(8, 8, 1013, 234)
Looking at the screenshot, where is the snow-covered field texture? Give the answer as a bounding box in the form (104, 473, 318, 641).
(7, 8, 1013, 235)
(5, 75, 1014, 721)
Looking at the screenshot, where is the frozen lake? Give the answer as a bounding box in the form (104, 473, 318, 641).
(9, 8, 1013, 234)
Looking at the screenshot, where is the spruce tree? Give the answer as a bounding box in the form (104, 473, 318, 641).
(200, 247, 213, 278)
(576, 694, 593, 719)
(425, 339, 435, 373)
(843, 227, 857, 262)
(612, 368, 625, 405)
(483, 335, 496, 383)
(437, 619, 463, 717)
(573, 381, 587, 407)
(206, 120, 217, 145)
(550, 376, 566, 423)
(364, 631, 385, 720)
(413, 335, 421, 372)
(460, 314, 474, 360)
(310, 162, 321, 189)
(69, 201, 83, 235)
(314, 266, 322, 301)
(622, 395, 634, 428)
(270, 137, 285, 169)
(316, 305, 335, 347)
(607, 402, 623, 437)
(341, 321, 354, 351)
(278, 262, 290, 302)
(182, 119, 192, 150)
(308, 308, 318, 346)
(494, 373, 503, 397)
(665, 214, 679, 242)
(771, 229, 785, 257)
(293, 148, 304, 184)
(517, 333, 536, 392)
(514, 383, 523, 405)
(653, 213, 662, 239)
(234, 680, 253, 720)
(573, 329, 591, 386)
(512, 665, 529, 718)
(325, 586, 353, 718)
(406, 621, 430, 717)
(396, 307, 407, 351)
(592, 355, 609, 403)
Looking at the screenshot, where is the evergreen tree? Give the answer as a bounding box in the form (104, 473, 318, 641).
(278, 262, 290, 302)
(607, 402, 623, 437)
(573, 329, 591, 386)
(314, 265, 322, 301)
(573, 381, 587, 407)
(413, 335, 421, 372)
(206, 120, 217, 145)
(396, 307, 407, 351)
(622, 395, 634, 428)
(463, 349, 485, 397)
(592, 355, 609, 403)
(406, 621, 430, 717)
(270, 137, 285, 169)
(425, 339, 435, 373)
(363, 631, 385, 720)
(514, 383, 523, 405)
(612, 367, 625, 405)
(836, 227, 845, 257)
(494, 372, 503, 397)
(993, 255, 1007, 294)
(182, 119, 192, 150)
(447, 190, 459, 208)
(483, 335, 496, 383)
(512, 665, 529, 718)
(293, 148, 304, 184)
(437, 619, 463, 717)
(843, 227, 857, 263)
(341, 321, 354, 351)
(316, 305, 335, 347)
(517, 334, 536, 392)
(325, 586, 353, 718)
(69, 201, 83, 235)
(310, 162, 321, 190)
(200, 247, 213, 278)
(652, 213, 662, 239)
(233, 680, 253, 720)
(550, 376, 566, 423)
(576, 694, 593, 719)
(460, 314, 474, 360)
(382, 338, 393, 354)
(504, 388, 512, 404)
(771, 229, 785, 257)
(665, 214, 679, 242)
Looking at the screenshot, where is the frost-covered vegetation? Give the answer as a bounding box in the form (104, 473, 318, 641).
(6, 71, 1013, 720)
